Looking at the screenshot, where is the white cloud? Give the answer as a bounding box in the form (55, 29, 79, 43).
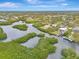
(62, 3, 68, 6)
(27, 0, 35, 2)
(26, 0, 38, 4)
(0, 2, 19, 8)
(26, 0, 67, 5)
(61, 3, 69, 6)
(30, 5, 58, 7)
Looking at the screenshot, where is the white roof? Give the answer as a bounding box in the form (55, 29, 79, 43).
(59, 27, 67, 30)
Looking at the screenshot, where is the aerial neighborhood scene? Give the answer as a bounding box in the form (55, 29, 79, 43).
(0, 0, 79, 59)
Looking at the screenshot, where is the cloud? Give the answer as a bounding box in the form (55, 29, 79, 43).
(28, 5, 59, 8)
(26, 0, 68, 5)
(61, 3, 68, 6)
(27, 0, 36, 2)
(0, 2, 20, 8)
(26, 0, 38, 4)
(25, 0, 69, 9)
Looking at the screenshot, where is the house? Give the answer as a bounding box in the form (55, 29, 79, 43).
(59, 27, 67, 35)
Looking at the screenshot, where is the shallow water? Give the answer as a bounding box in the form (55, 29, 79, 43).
(47, 36, 79, 59)
(21, 37, 40, 48)
(0, 21, 79, 59)
(1, 21, 41, 42)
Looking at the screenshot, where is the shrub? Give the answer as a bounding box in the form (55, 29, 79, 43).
(37, 33, 45, 37)
(0, 28, 7, 40)
(61, 48, 79, 59)
(13, 24, 28, 31)
(0, 33, 7, 40)
(0, 33, 58, 59)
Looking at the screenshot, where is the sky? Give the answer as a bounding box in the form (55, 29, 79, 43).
(0, 0, 79, 11)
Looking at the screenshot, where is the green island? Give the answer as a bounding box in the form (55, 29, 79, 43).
(61, 48, 79, 59)
(13, 24, 28, 31)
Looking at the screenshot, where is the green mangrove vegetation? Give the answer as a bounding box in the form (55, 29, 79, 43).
(63, 29, 72, 38)
(61, 48, 79, 59)
(0, 32, 58, 59)
(0, 27, 7, 40)
(12, 32, 37, 43)
(13, 24, 28, 31)
(37, 33, 45, 37)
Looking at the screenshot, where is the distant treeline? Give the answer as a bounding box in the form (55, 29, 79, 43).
(0, 11, 79, 15)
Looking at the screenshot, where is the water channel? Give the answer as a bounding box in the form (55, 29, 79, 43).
(0, 21, 79, 59)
